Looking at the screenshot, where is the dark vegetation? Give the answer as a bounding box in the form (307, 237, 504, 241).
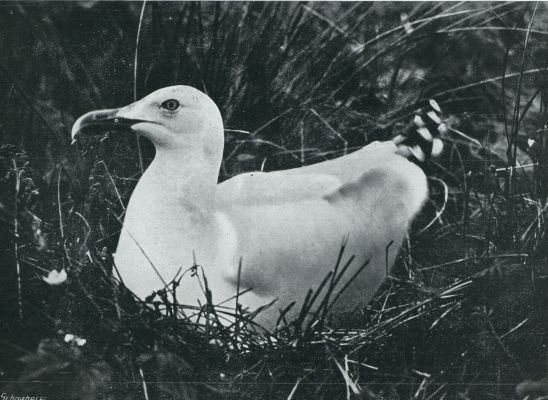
(0, 2, 547, 399)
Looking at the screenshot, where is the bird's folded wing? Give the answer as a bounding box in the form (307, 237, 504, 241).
(218, 170, 342, 206)
(218, 141, 405, 207)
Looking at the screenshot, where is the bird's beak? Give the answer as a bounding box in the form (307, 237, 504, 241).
(71, 108, 149, 144)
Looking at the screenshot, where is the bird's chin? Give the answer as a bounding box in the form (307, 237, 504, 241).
(130, 123, 165, 143)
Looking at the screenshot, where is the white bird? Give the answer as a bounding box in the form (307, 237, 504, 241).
(72, 85, 442, 327)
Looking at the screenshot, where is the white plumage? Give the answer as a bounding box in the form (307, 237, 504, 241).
(72, 85, 432, 326)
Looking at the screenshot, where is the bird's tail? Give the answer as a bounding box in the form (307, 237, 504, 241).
(393, 99, 445, 163)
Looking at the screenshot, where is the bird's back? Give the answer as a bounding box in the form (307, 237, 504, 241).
(216, 141, 428, 325)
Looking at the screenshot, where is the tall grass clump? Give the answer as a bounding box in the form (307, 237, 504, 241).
(0, 2, 547, 399)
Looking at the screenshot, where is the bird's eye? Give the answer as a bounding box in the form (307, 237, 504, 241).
(161, 99, 180, 111)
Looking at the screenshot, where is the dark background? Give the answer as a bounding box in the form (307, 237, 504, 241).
(0, 2, 546, 399)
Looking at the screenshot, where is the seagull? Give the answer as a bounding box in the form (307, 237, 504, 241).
(71, 85, 443, 327)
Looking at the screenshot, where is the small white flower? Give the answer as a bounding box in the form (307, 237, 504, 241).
(401, 13, 414, 34)
(404, 22, 414, 35)
(64, 333, 87, 346)
(43, 268, 67, 285)
(64, 334, 75, 343)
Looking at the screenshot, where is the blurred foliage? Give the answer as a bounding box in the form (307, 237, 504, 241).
(0, 2, 547, 399)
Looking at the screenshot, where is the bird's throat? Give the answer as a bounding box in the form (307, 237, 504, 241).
(139, 150, 219, 207)
(121, 149, 220, 258)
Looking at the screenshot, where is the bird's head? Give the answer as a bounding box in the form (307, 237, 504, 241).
(71, 85, 224, 156)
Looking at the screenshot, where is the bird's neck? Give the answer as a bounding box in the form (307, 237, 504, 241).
(132, 149, 220, 213)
